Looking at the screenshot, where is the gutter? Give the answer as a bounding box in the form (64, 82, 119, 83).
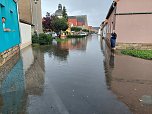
(115, 12, 152, 15)
(106, 1, 117, 19)
(19, 19, 34, 26)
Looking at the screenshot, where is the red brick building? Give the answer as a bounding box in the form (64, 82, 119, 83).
(68, 17, 78, 26)
(68, 15, 88, 27)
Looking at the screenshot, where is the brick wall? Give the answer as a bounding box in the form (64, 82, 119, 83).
(0, 46, 20, 67)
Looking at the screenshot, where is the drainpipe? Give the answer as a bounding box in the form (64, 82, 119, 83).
(113, 0, 120, 31)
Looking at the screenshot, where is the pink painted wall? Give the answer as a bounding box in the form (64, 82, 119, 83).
(115, 14, 152, 43)
(115, 0, 152, 43)
(117, 0, 152, 13)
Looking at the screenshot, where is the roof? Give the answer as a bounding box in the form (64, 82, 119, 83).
(68, 16, 76, 19)
(20, 19, 34, 26)
(106, 1, 117, 19)
(55, 9, 63, 16)
(69, 15, 88, 26)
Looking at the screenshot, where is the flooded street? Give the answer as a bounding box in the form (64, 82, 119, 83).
(0, 35, 152, 114)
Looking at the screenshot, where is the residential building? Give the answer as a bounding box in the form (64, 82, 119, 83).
(18, 0, 43, 49)
(18, 0, 33, 49)
(68, 16, 77, 26)
(0, 0, 21, 66)
(68, 15, 88, 28)
(101, 0, 152, 49)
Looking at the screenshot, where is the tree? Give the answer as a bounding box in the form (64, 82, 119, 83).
(62, 6, 68, 21)
(42, 17, 51, 32)
(51, 16, 68, 36)
(42, 12, 52, 32)
(43, 13, 68, 37)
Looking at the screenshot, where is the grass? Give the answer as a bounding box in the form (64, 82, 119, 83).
(121, 50, 152, 60)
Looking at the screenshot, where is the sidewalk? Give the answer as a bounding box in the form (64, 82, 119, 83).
(101, 39, 152, 114)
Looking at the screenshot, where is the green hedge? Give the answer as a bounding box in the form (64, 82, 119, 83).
(67, 35, 86, 38)
(121, 50, 152, 60)
(32, 33, 52, 45)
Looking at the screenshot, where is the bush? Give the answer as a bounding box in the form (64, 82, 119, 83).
(82, 29, 89, 32)
(71, 27, 82, 32)
(32, 34, 39, 44)
(32, 33, 52, 45)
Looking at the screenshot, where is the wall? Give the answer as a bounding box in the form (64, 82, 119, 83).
(31, 0, 43, 33)
(104, 10, 116, 45)
(116, 0, 152, 13)
(0, 0, 20, 53)
(115, 0, 152, 44)
(18, 0, 32, 24)
(0, 46, 19, 67)
(68, 18, 77, 26)
(20, 22, 32, 49)
(115, 14, 152, 44)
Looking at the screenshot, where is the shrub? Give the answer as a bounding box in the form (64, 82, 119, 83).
(32, 33, 52, 45)
(32, 34, 39, 44)
(71, 27, 82, 32)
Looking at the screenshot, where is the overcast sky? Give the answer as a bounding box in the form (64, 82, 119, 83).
(41, 0, 112, 27)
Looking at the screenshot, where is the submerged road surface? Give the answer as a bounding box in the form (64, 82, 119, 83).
(0, 34, 152, 114)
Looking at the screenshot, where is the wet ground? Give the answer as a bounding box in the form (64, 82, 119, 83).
(0, 34, 152, 114)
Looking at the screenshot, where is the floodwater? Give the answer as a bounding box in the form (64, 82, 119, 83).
(0, 34, 152, 114)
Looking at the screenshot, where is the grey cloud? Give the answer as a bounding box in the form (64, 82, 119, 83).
(42, 0, 112, 26)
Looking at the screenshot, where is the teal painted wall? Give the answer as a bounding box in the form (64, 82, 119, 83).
(0, 0, 20, 53)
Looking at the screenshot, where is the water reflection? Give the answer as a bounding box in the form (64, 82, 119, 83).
(100, 38, 152, 114)
(0, 55, 25, 114)
(40, 38, 88, 61)
(58, 38, 88, 51)
(0, 45, 46, 114)
(100, 39, 114, 89)
(22, 46, 45, 95)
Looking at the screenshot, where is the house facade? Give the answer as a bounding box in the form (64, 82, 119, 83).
(68, 15, 88, 28)
(18, 0, 43, 49)
(0, 0, 20, 66)
(18, 0, 33, 49)
(101, 0, 152, 49)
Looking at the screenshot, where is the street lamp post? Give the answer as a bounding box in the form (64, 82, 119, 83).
(34, 0, 39, 36)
